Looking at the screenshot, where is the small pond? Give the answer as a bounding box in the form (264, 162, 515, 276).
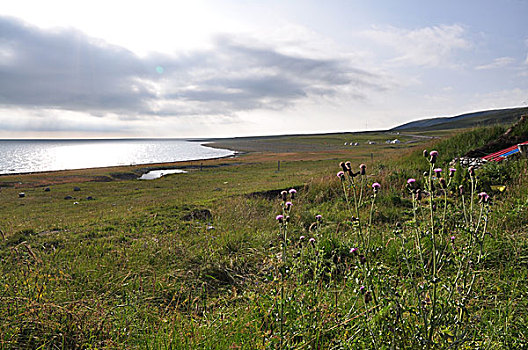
(139, 169, 187, 180)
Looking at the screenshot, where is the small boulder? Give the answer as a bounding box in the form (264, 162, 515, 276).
(18, 192, 25, 198)
(64, 195, 73, 200)
(73, 187, 81, 191)
(182, 208, 213, 221)
(44, 187, 51, 192)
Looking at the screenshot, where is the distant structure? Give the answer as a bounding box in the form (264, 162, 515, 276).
(386, 139, 401, 144)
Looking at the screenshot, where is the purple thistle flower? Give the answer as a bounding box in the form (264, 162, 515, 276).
(350, 247, 358, 255)
(299, 235, 305, 241)
(315, 214, 322, 221)
(359, 285, 366, 293)
(276, 214, 284, 223)
(407, 178, 416, 185)
(372, 182, 381, 193)
(478, 192, 490, 203)
(309, 237, 316, 244)
(337, 171, 345, 179)
(285, 201, 293, 210)
(434, 168, 442, 175)
(451, 236, 455, 242)
(289, 188, 297, 199)
(429, 150, 438, 164)
(449, 168, 456, 177)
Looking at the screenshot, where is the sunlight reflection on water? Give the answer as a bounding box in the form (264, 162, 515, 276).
(0, 139, 232, 174)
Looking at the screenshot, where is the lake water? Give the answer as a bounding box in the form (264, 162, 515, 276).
(0, 139, 234, 174)
(139, 169, 188, 180)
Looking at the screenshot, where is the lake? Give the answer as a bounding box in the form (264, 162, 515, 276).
(0, 139, 234, 174)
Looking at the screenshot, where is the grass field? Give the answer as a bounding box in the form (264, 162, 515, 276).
(1, 127, 527, 349)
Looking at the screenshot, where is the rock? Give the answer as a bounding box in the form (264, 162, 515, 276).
(64, 195, 73, 200)
(182, 208, 213, 221)
(73, 187, 81, 191)
(86, 196, 95, 200)
(18, 192, 25, 198)
(44, 187, 51, 192)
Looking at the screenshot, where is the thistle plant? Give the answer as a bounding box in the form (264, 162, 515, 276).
(399, 150, 494, 347)
(274, 188, 297, 349)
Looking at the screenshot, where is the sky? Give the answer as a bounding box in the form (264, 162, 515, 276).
(0, 0, 527, 138)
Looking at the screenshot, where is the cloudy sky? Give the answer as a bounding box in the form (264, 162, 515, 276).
(1, 0, 527, 138)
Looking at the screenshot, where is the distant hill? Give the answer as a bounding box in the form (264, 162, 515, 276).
(392, 107, 528, 131)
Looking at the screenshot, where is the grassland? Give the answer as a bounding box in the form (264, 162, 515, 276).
(1, 128, 527, 349)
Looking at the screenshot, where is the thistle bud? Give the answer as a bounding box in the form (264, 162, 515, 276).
(359, 254, 367, 265)
(364, 290, 372, 304)
(459, 185, 464, 195)
(439, 177, 447, 189)
(359, 164, 366, 176)
(423, 150, 428, 158)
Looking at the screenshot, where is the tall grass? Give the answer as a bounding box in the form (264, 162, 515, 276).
(1, 126, 527, 348)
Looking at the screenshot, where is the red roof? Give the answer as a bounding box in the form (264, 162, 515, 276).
(482, 141, 528, 162)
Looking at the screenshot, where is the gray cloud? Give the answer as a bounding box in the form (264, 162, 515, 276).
(0, 16, 387, 121)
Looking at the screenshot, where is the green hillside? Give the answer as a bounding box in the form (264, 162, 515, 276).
(393, 107, 528, 131)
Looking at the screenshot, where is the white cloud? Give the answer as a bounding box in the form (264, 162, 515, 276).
(361, 24, 470, 67)
(475, 56, 515, 70)
(0, 16, 395, 136)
